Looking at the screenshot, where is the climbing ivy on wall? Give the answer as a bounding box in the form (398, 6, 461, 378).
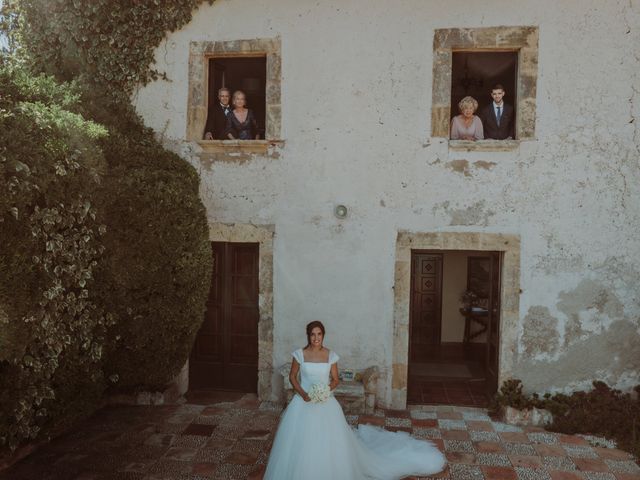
(3, 0, 212, 95)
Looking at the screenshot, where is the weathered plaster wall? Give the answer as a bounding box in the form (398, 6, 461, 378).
(134, 0, 640, 405)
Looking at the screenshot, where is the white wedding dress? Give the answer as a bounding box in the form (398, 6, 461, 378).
(264, 349, 446, 479)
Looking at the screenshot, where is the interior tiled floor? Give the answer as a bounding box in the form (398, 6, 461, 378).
(409, 343, 491, 407)
(1, 392, 638, 480)
(408, 379, 490, 407)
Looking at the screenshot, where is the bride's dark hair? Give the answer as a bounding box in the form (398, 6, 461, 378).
(304, 320, 325, 349)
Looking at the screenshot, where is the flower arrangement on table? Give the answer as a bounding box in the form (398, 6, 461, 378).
(308, 384, 331, 403)
(460, 290, 480, 309)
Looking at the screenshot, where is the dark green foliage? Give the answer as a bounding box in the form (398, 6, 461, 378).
(0, 0, 214, 455)
(0, 62, 211, 452)
(91, 98, 211, 390)
(489, 378, 536, 413)
(2, 0, 212, 94)
(491, 379, 640, 457)
(0, 59, 110, 450)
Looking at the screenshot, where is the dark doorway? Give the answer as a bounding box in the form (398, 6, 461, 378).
(208, 57, 266, 139)
(450, 51, 518, 132)
(190, 242, 259, 392)
(407, 250, 502, 406)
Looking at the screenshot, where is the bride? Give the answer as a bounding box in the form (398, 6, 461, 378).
(263, 321, 446, 479)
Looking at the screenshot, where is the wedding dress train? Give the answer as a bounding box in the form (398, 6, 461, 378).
(263, 349, 446, 479)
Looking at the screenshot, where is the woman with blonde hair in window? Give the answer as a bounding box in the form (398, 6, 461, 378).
(225, 90, 259, 140)
(450, 96, 484, 141)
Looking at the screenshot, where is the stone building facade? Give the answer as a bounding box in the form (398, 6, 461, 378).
(134, 0, 640, 409)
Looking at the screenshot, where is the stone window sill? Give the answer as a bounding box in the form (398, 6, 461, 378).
(448, 139, 520, 152)
(197, 139, 284, 154)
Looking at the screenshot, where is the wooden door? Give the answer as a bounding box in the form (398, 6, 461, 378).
(485, 252, 502, 393)
(190, 242, 259, 391)
(409, 253, 443, 362)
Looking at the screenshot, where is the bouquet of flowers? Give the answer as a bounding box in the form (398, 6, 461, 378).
(307, 383, 331, 403)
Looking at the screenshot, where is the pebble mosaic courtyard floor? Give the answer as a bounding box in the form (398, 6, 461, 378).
(1, 391, 638, 480)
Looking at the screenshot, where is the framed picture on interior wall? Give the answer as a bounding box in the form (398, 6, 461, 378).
(467, 256, 491, 301)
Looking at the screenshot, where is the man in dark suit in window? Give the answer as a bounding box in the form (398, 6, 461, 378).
(479, 84, 514, 140)
(203, 87, 232, 139)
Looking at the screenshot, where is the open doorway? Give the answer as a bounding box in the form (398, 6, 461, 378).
(407, 250, 502, 406)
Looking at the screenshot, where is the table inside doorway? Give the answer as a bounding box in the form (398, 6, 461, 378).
(459, 307, 488, 343)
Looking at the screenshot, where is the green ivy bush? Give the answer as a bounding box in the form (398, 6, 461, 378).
(1, 0, 214, 455)
(491, 379, 640, 457)
(90, 98, 211, 390)
(0, 61, 211, 453)
(0, 60, 111, 451)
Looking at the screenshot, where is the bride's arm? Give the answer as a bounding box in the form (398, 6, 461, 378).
(329, 362, 340, 391)
(289, 358, 311, 402)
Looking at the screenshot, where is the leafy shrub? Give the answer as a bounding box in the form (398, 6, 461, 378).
(0, 60, 111, 451)
(489, 378, 537, 413)
(0, 0, 213, 456)
(2, 0, 211, 95)
(491, 379, 640, 457)
(90, 98, 211, 390)
(0, 59, 211, 455)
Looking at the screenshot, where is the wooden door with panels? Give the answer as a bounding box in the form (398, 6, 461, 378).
(190, 242, 259, 392)
(409, 253, 443, 363)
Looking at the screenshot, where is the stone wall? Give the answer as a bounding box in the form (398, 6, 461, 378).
(135, 0, 640, 406)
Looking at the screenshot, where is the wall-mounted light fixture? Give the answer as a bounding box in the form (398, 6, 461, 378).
(334, 204, 348, 219)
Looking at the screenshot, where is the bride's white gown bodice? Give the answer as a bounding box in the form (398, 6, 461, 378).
(264, 348, 446, 480)
(298, 351, 337, 391)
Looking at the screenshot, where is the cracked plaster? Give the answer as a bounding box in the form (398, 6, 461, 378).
(516, 274, 639, 393)
(432, 200, 497, 227)
(133, 1, 640, 405)
(521, 306, 560, 359)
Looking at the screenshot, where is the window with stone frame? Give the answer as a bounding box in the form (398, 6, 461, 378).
(204, 57, 267, 141)
(431, 26, 539, 150)
(187, 37, 282, 154)
(450, 52, 518, 140)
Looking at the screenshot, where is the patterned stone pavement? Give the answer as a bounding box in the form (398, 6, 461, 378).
(1, 391, 638, 480)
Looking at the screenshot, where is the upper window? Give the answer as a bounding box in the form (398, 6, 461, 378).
(431, 26, 539, 150)
(204, 57, 267, 141)
(450, 52, 517, 141)
(186, 37, 282, 154)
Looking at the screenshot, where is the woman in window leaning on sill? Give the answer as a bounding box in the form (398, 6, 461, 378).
(450, 96, 484, 141)
(225, 90, 260, 140)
